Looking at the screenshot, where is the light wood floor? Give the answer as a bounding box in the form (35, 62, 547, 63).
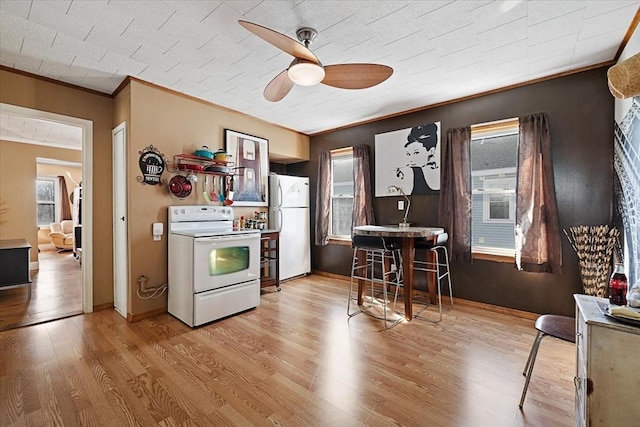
(0, 246, 82, 331)
(0, 275, 575, 426)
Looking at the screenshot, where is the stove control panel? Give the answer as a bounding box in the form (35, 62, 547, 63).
(169, 205, 234, 223)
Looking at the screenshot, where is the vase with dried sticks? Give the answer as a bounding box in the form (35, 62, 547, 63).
(564, 225, 621, 297)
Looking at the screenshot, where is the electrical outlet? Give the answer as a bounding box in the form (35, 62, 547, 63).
(398, 200, 404, 210)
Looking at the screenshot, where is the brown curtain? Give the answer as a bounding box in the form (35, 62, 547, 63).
(515, 113, 562, 273)
(58, 176, 72, 221)
(351, 145, 375, 237)
(315, 151, 331, 246)
(438, 127, 472, 263)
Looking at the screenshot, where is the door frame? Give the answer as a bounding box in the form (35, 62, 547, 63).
(0, 103, 93, 313)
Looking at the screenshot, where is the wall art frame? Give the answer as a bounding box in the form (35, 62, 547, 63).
(374, 121, 441, 197)
(224, 129, 269, 206)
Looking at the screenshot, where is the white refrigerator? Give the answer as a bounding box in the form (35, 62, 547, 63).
(269, 174, 311, 281)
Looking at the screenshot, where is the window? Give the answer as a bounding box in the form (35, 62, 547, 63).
(36, 176, 58, 226)
(329, 148, 354, 239)
(470, 119, 518, 257)
(482, 177, 515, 223)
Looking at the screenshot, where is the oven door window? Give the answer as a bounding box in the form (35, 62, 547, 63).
(209, 247, 250, 275)
(193, 235, 260, 293)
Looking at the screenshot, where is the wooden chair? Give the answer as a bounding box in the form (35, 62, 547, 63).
(519, 314, 576, 408)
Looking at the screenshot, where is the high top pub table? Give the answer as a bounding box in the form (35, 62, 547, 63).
(353, 225, 444, 321)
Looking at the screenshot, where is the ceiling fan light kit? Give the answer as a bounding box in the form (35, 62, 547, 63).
(287, 59, 325, 86)
(238, 20, 393, 102)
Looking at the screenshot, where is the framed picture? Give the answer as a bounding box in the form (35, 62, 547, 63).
(224, 129, 269, 206)
(374, 121, 441, 196)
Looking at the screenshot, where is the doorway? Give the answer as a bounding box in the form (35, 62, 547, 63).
(0, 103, 93, 329)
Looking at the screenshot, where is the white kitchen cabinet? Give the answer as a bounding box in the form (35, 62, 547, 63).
(574, 294, 640, 427)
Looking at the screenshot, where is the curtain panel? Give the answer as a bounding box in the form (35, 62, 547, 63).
(351, 145, 375, 237)
(58, 176, 72, 221)
(315, 151, 331, 246)
(515, 113, 562, 273)
(438, 127, 472, 263)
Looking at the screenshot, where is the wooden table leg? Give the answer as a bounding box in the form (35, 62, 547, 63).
(402, 238, 414, 321)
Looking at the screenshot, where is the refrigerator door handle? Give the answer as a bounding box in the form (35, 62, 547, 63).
(277, 181, 283, 207)
(278, 208, 283, 230)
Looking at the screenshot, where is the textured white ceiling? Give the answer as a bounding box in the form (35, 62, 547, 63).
(0, 0, 638, 140)
(0, 111, 82, 149)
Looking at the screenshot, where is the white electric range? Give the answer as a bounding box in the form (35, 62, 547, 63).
(168, 205, 260, 327)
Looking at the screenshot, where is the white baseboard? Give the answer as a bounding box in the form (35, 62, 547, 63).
(30, 261, 39, 271)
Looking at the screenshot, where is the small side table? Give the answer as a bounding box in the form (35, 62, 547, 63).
(0, 239, 32, 298)
(260, 230, 280, 291)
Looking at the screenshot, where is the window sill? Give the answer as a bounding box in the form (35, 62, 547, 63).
(472, 252, 515, 263)
(328, 238, 352, 246)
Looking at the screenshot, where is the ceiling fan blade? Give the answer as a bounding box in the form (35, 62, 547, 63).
(321, 64, 393, 89)
(239, 20, 319, 64)
(264, 70, 295, 102)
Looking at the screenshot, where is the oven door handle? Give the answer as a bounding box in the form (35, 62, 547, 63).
(195, 234, 257, 243)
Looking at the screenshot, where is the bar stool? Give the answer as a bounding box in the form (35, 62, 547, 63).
(519, 314, 576, 408)
(348, 235, 404, 329)
(396, 232, 452, 323)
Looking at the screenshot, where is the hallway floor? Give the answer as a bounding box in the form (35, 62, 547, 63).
(0, 245, 82, 331)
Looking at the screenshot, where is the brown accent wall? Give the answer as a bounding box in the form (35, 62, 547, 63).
(0, 69, 114, 307)
(294, 67, 614, 317)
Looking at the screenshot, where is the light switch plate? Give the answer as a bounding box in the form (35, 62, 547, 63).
(398, 200, 404, 210)
(152, 222, 163, 241)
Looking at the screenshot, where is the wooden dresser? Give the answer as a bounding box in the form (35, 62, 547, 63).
(574, 294, 640, 426)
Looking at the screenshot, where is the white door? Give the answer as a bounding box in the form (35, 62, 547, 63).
(273, 175, 309, 208)
(279, 207, 310, 280)
(112, 122, 128, 318)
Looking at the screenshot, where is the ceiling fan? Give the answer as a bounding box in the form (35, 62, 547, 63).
(238, 20, 393, 102)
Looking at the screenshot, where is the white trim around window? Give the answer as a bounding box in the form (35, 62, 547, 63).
(36, 175, 59, 226)
(328, 147, 354, 240)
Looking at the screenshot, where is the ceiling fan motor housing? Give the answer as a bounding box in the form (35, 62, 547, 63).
(296, 27, 318, 47)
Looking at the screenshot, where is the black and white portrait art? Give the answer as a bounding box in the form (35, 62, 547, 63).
(374, 121, 441, 196)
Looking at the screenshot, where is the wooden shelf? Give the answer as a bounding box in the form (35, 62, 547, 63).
(167, 153, 237, 176)
(260, 231, 280, 291)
